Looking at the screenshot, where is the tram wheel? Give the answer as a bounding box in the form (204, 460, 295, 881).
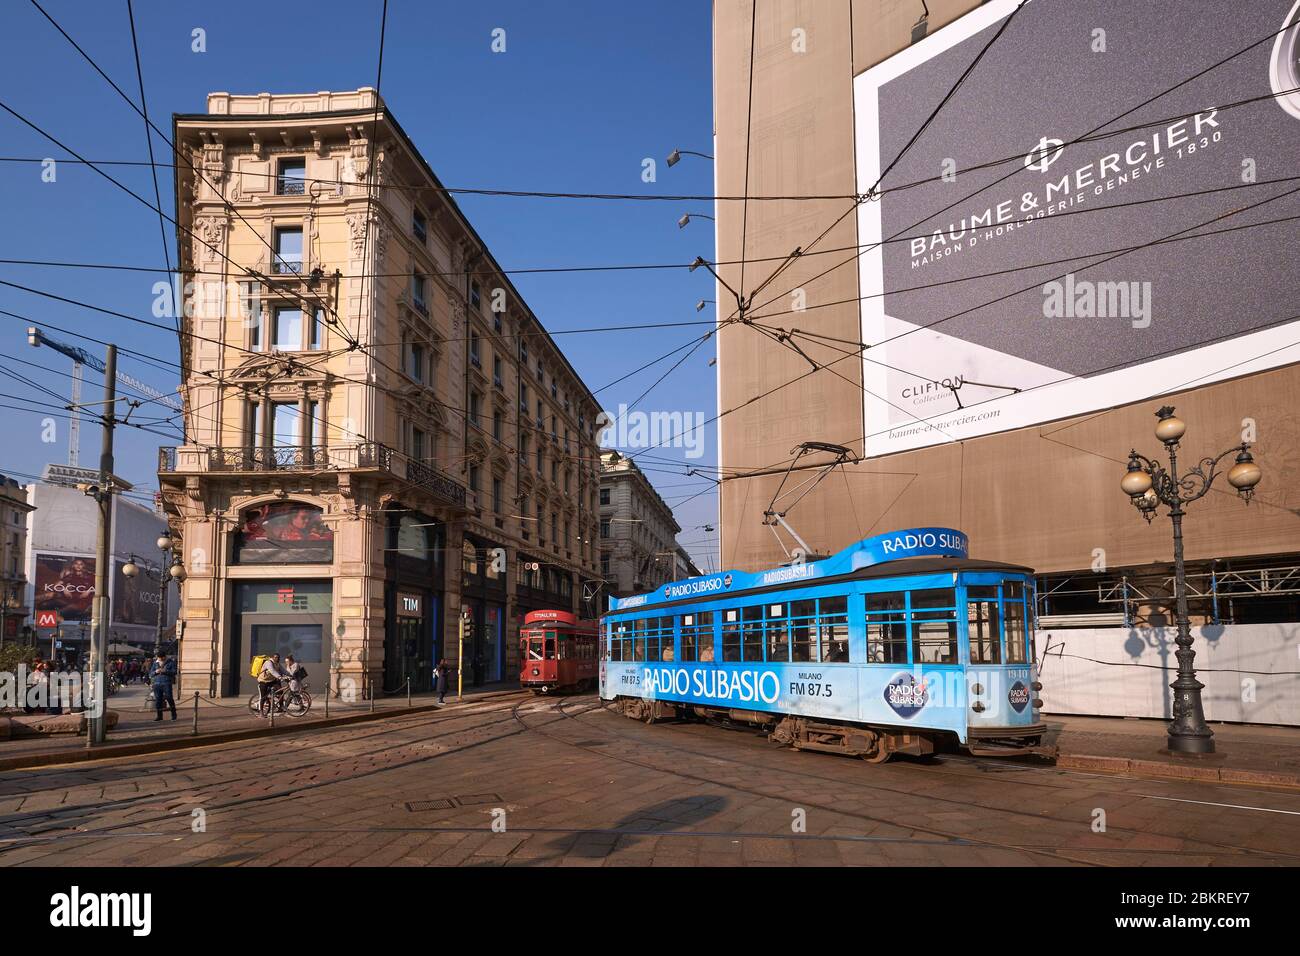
(863, 746, 894, 764)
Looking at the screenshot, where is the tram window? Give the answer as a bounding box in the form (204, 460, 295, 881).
(527, 637, 545, 661)
(866, 619, 908, 664)
(910, 590, 958, 664)
(967, 586, 1001, 665)
(790, 599, 818, 662)
(659, 616, 676, 661)
(545, 634, 557, 660)
(722, 609, 742, 662)
(766, 604, 790, 662)
(610, 625, 624, 661)
(866, 592, 905, 614)
(818, 595, 850, 662)
(741, 606, 765, 661)
(1004, 588, 1029, 664)
(679, 614, 696, 662)
(682, 611, 713, 662)
(641, 618, 659, 662)
(634, 618, 647, 661)
(865, 592, 906, 664)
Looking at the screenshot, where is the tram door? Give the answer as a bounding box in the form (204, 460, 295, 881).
(965, 580, 1036, 729)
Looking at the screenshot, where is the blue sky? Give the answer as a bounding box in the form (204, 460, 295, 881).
(0, 0, 723, 570)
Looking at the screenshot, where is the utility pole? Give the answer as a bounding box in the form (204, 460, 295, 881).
(85, 346, 117, 746)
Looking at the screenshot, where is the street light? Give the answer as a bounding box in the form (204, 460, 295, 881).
(695, 299, 715, 312)
(1121, 405, 1262, 755)
(666, 148, 713, 167)
(677, 212, 715, 229)
(122, 530, 185, 657)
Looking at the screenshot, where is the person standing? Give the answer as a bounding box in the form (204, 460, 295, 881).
(149, 651, 178, 721)
(434, 658, 449, 704)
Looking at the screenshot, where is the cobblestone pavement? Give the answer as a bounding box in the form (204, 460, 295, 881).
(0, 692, 1297, 867)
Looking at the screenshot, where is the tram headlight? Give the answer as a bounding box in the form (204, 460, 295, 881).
(1032, 698, 1044, 709)
(1031, 681, 1043, 691)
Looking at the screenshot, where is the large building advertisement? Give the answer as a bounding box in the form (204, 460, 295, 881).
(33, 554, 96, 622)
(854, 0, 1300, 455)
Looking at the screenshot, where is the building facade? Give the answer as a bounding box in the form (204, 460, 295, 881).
(21, 464, 177, 660)
(160, 89, 602, 699)
(712, 0, 1300, 633)
(599, 451, 698, 602)
(0, 474, 34, 643)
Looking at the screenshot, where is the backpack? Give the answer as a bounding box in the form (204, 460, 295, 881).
(292, 665, 308, 681)
(250, 654, 271, 678)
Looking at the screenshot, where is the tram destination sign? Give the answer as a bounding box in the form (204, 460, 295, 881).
(853, 0, 1300, 454)
(608, 527, 968, 611)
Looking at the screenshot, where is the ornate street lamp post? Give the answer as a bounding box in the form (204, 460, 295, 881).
(1121, 406, 1262, 754)
(122, 530, 185, 657)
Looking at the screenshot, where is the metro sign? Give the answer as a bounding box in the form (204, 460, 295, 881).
(36, 610, 60, 628)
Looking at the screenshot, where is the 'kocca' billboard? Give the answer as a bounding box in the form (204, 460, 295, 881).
(854, 0, 1300, 454)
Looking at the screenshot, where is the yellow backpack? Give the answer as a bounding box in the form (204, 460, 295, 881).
(250, 654, 270, 678)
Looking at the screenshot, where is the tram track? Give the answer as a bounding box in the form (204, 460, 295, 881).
(0, 693, 537, 853)
(2, 689, 1290, 866)
(521, 695, 1298, 865)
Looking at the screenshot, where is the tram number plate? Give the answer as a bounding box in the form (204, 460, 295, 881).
(789, 680, 833, 699)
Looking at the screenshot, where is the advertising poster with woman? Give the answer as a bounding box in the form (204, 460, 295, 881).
(33, 554, 96, 622)
(234, 502, 334, 564)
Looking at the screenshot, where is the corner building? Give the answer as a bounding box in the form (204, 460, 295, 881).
(160, 89, 602, 699)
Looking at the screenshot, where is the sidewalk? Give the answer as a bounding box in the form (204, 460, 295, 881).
(1048, 713, 1300, 788)
(0, 681, 522, 771)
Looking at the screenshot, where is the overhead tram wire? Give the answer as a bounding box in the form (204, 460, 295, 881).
(736, 18, 1300, 345)
(353, 0, 389, 356)
(641, 0, 1033, 473)
(0, 76, 1294, 212)
(3, 192, 1292, 479)
(0, 97, 358, 356)
(619, 190, 1300, 469)
(0, 278, 728, 479)
(697, 18, 1300, 478)
(743, 205, 1300, 383)
(739, 174, 1300, 326)
(125, 0, 175, 339)
(0, 161, 1294, 283)
(27, 0, 349, 344)
(744, 0, 1032, 313)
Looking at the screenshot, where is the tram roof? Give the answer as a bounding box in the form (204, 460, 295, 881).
(606, 527, 1033, 614)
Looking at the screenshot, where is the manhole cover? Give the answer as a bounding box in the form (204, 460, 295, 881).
(453, 793, 503, 806)
(404, 799, 455, 812)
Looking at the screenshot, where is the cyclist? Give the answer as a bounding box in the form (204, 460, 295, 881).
(256, 653, 288, 714)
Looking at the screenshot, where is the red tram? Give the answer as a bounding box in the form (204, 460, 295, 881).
(519, 609, 599, 693)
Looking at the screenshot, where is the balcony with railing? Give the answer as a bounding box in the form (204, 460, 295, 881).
(158, 442, 466, 509)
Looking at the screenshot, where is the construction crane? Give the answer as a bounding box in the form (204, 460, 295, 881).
(27, 326, 105, 468)
(25, 327, 181, 468)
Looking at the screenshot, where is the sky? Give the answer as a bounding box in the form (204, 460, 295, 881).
(0, 0, 724, 571)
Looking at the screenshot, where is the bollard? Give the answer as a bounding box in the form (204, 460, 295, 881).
(191, 692, 199, 737)
(407, 677, 411, 708)
(269, 699, 275, 731)
(370, 685, 375, 713)
(324, 685, 329, 718)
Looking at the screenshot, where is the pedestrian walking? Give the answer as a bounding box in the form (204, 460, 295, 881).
(148, 651, 178, 721)
(435, 658, 449, 704)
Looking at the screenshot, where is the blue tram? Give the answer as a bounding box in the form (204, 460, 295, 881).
(599, 527, 1054, 761)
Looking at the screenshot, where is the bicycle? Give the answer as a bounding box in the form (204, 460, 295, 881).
(248, 679, 312, 718)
